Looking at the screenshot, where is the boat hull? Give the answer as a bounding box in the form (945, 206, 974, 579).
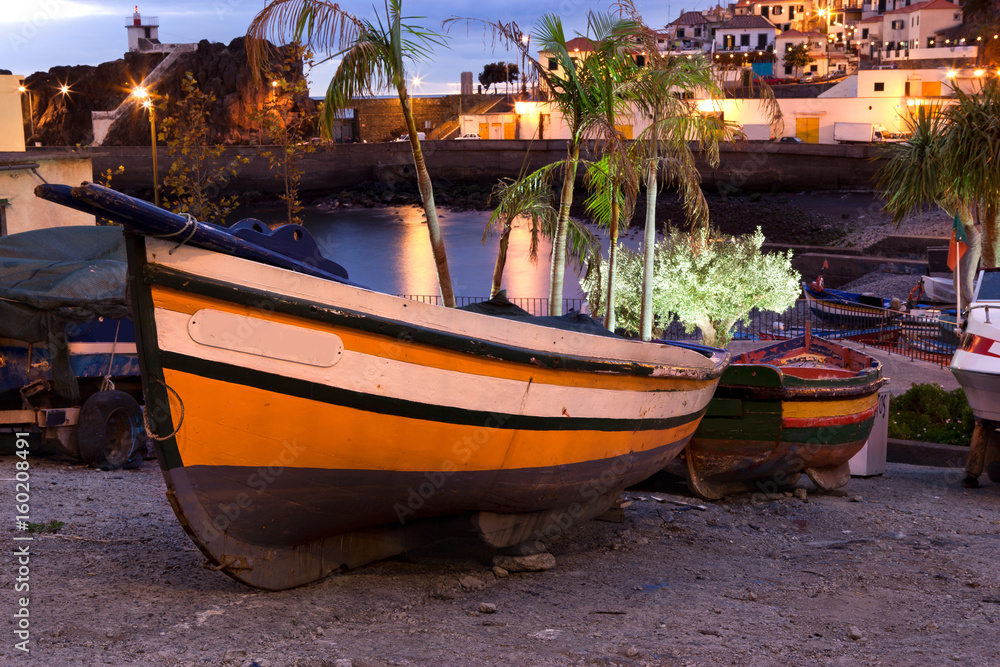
(669, 336, 883, 500)
(128, 236, 727, 589)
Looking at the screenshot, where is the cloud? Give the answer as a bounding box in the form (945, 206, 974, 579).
(0, 0, 117, 25)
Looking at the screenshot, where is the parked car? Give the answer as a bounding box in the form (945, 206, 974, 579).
(394, 132, 426, 142)
(798, 73, 816, 83)
(756, 75, 784, 85)
(779, 136, 804, 143)
(455, 133, 481, 140)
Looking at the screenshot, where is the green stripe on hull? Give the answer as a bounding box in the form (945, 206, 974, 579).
(781, 416, 877, 445)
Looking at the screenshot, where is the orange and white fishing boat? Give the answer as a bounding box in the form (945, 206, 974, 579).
(37, 183, 729, 590)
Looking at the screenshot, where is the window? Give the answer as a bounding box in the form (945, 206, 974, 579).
(635, 55, 646, 67)
(761, 5, 770, 17)
(785, 65, 793, 74)
(862, 28, 869, 39)
(548, 57, 557, 71)
(904, 81, 910, 95)
(784, 23, 791, 31)
(874, 81, 885, 91)
(695, 27, 702, 36)
(144, 27, 151, 38)
(758, 33, 769, 47)
(741, 33, 751, 46)
(724, 34, 735, 49)
(678, 28, 686, 37)
(810, 64, 818, 72)
(797, 5, 804, 11)
(772, 5, 783, 14)
(891, 20, 904, 29)
(789, 7, 796, 19)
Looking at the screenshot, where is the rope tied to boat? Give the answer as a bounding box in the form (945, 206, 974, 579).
(99, 319, 121, 393)
(142, 377, 185, 442)
(151, 212, 200, 254)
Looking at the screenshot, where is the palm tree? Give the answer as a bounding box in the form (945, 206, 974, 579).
(576, 14, 642, 331)
(622, 10, 771, 340)
(532, 13, 639, 316)
(485, 164, 598, 299)
(247, 0, 457, 307)
(876, 82, 1000, 307)
(941, 78, 1000, 269)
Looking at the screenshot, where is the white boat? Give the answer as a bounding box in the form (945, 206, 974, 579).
(919, 275, 956, 305)
(950, 269, 1000, 422)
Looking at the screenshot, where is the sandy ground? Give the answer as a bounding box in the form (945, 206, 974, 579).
(3, 447, 998, 666)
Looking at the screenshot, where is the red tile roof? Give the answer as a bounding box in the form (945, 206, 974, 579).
(859, 15, 884, 23)
(884, 0, 960, 15)
(671, 11, 709, 25)
(564, 37, 597, 52)
(720, 15, 777, 30)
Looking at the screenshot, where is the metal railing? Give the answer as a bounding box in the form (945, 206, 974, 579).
(398, 296, 959, 366)
(398, 295, 588, 316)
(655, 299, 957, 367)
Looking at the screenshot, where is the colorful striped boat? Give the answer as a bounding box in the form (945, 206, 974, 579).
(36, 183, 729, 590)
(667, 333, 884, 500)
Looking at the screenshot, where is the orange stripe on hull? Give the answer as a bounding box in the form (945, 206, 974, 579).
(162, 368, 702, 472)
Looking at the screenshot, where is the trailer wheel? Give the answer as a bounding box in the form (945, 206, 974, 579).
(77, 391, 144, 470)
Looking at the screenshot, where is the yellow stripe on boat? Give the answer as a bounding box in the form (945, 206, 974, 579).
(782, 395, 878, 420)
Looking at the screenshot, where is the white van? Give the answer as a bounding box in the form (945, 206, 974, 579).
(394, 133, 426, 142)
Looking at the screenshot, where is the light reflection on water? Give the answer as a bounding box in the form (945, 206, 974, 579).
(238, 205, 586, 300)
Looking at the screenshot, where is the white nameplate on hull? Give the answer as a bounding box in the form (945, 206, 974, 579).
(187, 309, 344, 367)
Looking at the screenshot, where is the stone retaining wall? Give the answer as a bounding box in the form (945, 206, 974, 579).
(76, 141, 888, 198)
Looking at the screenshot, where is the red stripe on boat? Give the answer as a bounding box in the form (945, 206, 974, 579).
(783, 405, 878, 429)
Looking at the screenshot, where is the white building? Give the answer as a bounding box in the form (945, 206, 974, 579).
(775, 29, 829, 77)
(461, 67, 984, 145)
(716, 14, 779, 52)
(126, 6, 160, 52)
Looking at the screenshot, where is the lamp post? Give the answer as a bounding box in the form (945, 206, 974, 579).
(132, 87, 159, 207)
(18, 85, 34, 137)
(521, 33, 529, 97)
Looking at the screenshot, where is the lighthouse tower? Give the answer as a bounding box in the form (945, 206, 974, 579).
(126, 6, 160, 52)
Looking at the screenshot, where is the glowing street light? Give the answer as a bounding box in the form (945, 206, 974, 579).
(946, 70, 957, 79)
(132, 86, 160, 207)
(974, 69, 985, 77)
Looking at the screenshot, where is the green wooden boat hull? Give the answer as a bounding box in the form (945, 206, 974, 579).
(668, 335, 885, 500)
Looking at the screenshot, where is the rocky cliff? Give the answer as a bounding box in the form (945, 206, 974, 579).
(22, 38, 313, 147)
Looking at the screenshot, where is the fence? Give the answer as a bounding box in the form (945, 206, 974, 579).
(400, 294, 958, 367)
(398, 294, 588, 316)
(660, 298, 958, 367)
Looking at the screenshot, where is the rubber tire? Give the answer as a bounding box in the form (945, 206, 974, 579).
(77, 391, 144, 470)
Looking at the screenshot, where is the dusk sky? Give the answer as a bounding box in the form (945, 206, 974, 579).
(1, 0, 707, 96)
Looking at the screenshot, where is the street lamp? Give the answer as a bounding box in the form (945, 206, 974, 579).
(521, 33, 529, 97)
(18, 85, 34, 137)
(131, 86, 160, 207)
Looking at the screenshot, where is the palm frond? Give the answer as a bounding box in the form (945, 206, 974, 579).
(876, 104, 948, 225)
